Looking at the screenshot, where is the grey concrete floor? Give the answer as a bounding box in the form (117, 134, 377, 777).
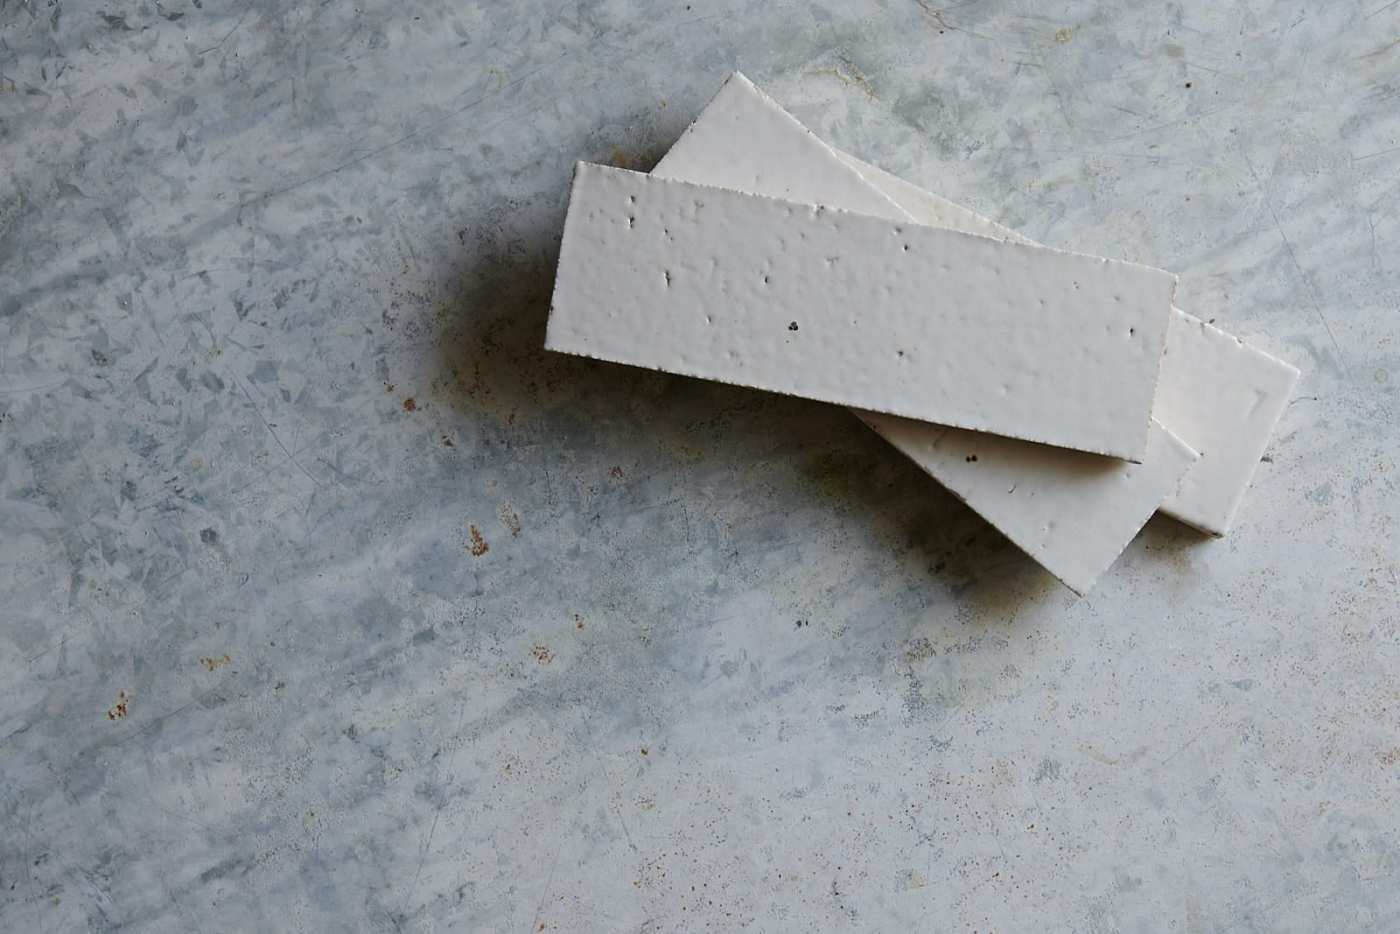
(3, 0, 1398, 930)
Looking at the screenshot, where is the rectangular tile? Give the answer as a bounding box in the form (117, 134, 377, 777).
(547, 162, 1174, 460)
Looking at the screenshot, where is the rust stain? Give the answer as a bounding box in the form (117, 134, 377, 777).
(498, 503, 522, 537)
(468, 524, 489, 557)
(574, 614, 585, 630)
(106, 689, 130, 721)
(199, 654, 232, 672)
(401, 397, 417, 412)
(530, 644, 553, 664)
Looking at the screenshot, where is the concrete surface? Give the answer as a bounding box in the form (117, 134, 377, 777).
(3, 0, 1398, 930)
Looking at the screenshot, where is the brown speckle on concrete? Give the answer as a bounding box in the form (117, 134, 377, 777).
(468, 524, 489, 556)
(106, 690, 130, 721)
(401, 397, 417, 412)
(530, 644, 553, 664)
(199, 654, 232, 672)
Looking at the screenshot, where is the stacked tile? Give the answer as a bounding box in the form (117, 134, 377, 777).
(545, 73, 1298, 595)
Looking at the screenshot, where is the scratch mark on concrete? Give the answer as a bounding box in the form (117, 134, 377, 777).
(1358, 36, 1400, 59)
(404, 699, 469, 922)
(527, 834, 566, 934)
(108, 688, 224, 749)
(912, 0, 995, 40)
(197, 0, 254, 55)
(237, 379, 324, 488)
(1241, 150, 1348, 376)
(1354, 145, 1400, 162)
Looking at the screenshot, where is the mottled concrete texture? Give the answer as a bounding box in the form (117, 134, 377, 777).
(2, 0, 1398, 930)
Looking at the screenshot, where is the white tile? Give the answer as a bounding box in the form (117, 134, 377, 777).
(547, 162, 1173, 460)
